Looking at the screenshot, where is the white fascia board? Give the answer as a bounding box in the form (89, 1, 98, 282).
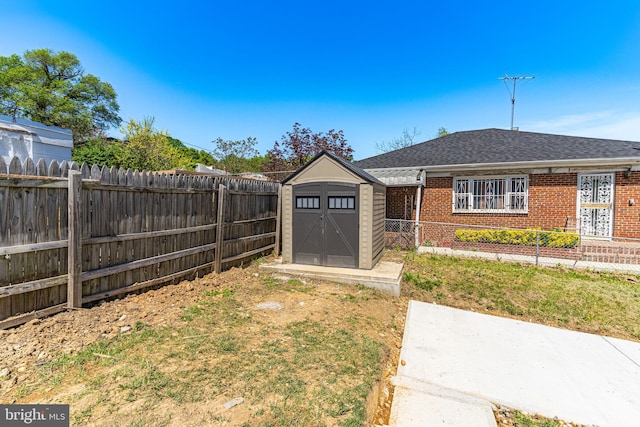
(426, 157, 640, 172)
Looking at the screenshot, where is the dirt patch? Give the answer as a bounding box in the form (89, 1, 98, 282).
(0, 254, 406, 425)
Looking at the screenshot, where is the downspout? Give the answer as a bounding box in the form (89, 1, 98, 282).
(414, 170, 424, 248)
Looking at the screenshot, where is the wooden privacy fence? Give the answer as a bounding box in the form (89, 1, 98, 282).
(0, 156, 280, 329)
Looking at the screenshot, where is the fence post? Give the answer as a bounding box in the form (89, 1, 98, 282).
(535, 230, 540, 266)
(215, 184, 226, 274)
(67, 170, 83, 308)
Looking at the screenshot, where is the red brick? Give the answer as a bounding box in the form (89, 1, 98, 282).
(385, 171, 640, 239)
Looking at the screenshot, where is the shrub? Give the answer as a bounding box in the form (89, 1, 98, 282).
(455, 228, 579, 248)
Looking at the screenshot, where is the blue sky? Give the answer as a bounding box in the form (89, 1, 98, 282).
(2, 0, 640, 160)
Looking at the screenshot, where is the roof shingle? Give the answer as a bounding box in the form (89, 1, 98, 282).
(353, 128, 640, 169)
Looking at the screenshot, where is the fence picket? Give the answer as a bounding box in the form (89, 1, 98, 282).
(67, 171, 82, 308)
(59, 161, 69, 177)
(9, 157, 22, 174)
(24, 158, 35, 176)
(47, 160, 65, 305)
(36, 159, 47, 176)
(215, 185, 226, 273)
(34, 161, 49, 309)
(8, 168, 25, 318)
(88, 168, 103, 297)
(0, 167, 8, 315)
(79, 163, 88, 179)
(100, 165, 110, 184)
(0, 169, 7, 235)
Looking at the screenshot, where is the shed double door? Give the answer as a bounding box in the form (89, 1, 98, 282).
(292, 182, 359, 268)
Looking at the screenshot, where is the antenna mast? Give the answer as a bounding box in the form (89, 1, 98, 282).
(499, 74, 535, 130)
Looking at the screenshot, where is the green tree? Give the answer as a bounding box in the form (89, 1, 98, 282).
(72, 131, 218, 171)
(0, 48, 121, 142)
(72, 136, 123, 167)
(244, 154, 270, 173)
(437, 127, 450, 137)
(212, 137, 260, 174)
(168, 137, 217, 170)
(263, 123, 353, 176)
(117, 117, 190, 171)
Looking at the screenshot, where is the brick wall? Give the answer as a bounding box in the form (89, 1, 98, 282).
(417, 173, 578, 230)
(386, 187, 416, 220)
(385, 171, 640, 239)
(612, 171, 640, 238)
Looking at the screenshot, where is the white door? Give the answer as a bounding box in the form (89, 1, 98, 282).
(578, 173, 614, 237)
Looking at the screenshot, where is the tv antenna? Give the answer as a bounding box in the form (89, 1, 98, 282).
(499, 74, 535, 130)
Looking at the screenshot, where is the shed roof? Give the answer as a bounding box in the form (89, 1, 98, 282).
(354, 128, 640, 170)
(282, 150, 384, 185)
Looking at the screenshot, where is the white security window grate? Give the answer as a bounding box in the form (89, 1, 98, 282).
(453, 176, 528, 213)
(454, 179, 470, 210)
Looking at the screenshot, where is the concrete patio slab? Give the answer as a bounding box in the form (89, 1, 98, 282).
(258, 258, 403, 296)
(393, 301, 640, 427)
(389, 376, 497, 426)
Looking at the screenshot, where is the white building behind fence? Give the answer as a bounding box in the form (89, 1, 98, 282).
(0, 114, 73, 166)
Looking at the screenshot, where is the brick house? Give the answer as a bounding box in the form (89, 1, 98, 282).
(354, 128, 640, 240)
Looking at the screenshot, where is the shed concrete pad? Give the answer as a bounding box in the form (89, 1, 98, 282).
(259, 258, 402, 296)
(396, 301, 640, 426)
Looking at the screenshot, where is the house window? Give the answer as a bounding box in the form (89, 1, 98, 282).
(328, 196, 355, 209)
(296, 196, 320, 209)
(453, 176, 528, 213)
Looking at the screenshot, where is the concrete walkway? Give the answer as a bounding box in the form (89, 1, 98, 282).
(389, 301, 640, 426)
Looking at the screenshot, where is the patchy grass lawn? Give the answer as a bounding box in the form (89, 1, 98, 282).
(43, 317, 382, 426)
(4, 264, 404, 426)
(402, 252, 640, 341)
(3, 251, 639, 426)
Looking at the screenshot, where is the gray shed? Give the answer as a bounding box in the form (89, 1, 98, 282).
(281, 150, 386, 269)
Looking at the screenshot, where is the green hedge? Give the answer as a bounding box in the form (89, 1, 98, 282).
(454, 228, 580, 248)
